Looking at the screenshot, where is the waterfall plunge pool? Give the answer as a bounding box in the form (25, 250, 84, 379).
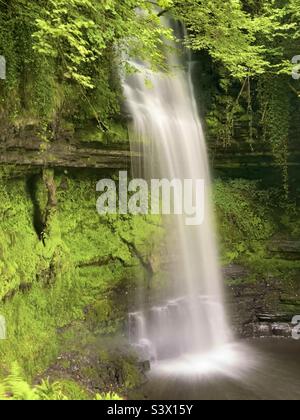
(136, 338, 300, 400)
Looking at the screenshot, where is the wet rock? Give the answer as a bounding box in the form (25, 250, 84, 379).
(268, 240, 300, 260)
(225, 265, 300, 338)
(258, 313, 292, 323)
(253, 323, 272, 337)
(0, 135, 134, 170)
(271, 323, 292, 337)
(240, 323, 255, 338)
(41, 343, 147, 396)
(223, 264, 250, 280)
(139, 360, 151, 372)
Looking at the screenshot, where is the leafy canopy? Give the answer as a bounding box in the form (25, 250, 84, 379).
(3, 1, 300, 87)
(169, 0, 300, 78)
(33, 0, 173, 88)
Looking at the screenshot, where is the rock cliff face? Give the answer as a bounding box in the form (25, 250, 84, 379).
(0, 133, 134, 171)
(0, 125, 299, 394)
(0, 166, 165, 380)
(225, 265, 300, 338)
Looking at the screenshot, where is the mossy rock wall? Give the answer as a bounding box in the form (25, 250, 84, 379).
(0, 170, 165, 378)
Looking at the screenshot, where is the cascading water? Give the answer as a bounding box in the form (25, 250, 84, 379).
(124, 24, 234, 373)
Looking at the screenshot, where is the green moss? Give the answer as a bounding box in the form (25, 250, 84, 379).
(85, 293, 125, 335)
(76, 122, 128, 146)
(0, 172, 164, 380)
(0, 364, 121, 400)
(0, 262, 84, 376)
(215, 178, 300, 284)
(58, 380, 90, 401)
(103, 122, 129, 145)
(214, 179, 275, 265)
(76, 126, 105, 143)
(122, 360, 141, 389)
(0, 4, 126, 136)
(0, 180, 41, 300)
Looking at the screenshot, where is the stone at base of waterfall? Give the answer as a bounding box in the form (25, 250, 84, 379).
(271, 323, 292, 337)
(252, 322, 292, 338)
(254, 323, 272, 337)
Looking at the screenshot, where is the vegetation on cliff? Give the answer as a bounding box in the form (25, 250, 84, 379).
(0, 363, 122, 400)
(0, 171, 163, 394)
(0, 0, 300, 400)
(1, 0, 300, 175)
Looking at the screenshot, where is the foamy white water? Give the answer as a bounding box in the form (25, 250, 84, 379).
(124, 24, 235, 373)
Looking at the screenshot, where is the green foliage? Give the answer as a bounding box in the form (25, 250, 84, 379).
(172, 0, 298, 79)
(0, 0, 173, 134)
(0, 364, 121, 400)
(167, 0, 300, 191)
(0, 364, 39, 400)
(1, 0, 300, 162)
(95, 392, 123, 401)
(0, 2, 57, 124)
(0, 173, 164, 378)
(214, 179, 300, 283)
(206, 76, 255, 148)
(0, 180, 41, 300)
(64, 381, 89, 399)
(1, 0, 300, 395)
(214, 179, 275, 264)
(33, 0, 172, 87)
(258, 76, 290, 195)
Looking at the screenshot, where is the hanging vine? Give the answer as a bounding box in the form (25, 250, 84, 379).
(207, 73, 256, 150)
(258, 76, 290, 197)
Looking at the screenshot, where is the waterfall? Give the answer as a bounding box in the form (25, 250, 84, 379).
(124, 24, 233, 372)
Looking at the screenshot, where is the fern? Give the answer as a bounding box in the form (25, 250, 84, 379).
(3, 364, 38, 400)
(95, 392, 123, 401)
(35, 379, 68, 401)
(0, 365, 123, 400)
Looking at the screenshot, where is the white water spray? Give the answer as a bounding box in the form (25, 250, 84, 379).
(124, 25, 233, 372)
